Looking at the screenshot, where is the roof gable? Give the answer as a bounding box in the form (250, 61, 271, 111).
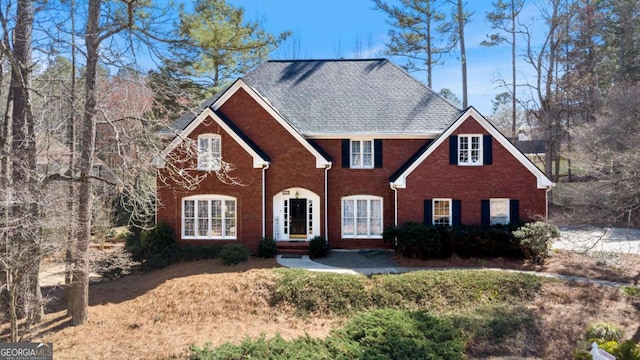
(156, 107, 270, 169)
(159, 79, 332, 169)
(390, 107, 554, 189)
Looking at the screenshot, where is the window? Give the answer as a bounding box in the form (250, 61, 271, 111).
(458, 135, 482, 165)
(490, 198, 509, 225)
(182, 195, 236, 239)
(350, 140, 373, 168)
(342, 196, 383, 238)
(197, 134, 221, 171)
(433, 199, 452, 226)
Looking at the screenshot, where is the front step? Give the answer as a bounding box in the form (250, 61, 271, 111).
(277, 241, 309, 255)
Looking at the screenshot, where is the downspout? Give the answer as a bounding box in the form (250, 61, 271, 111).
(324, 162, 332, 244)
(262, 162, 270, 238)
(390, 183, 399, 249)
(390, 184, 398, 227)
(545, 185, 552, 221)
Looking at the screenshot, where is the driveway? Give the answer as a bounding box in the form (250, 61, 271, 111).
(553, 226, 640, 255)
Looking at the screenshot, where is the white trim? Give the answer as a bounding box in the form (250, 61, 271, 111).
(212, 79, 331, 168)
(182, 195, 237, 240)
(341, 195, 384, 239)
(457, 134, 483, 166)
(157, 107, 268, 169)
(349, 139, 374, 169)
(273, 188, 321, 241)
(432, 198, 452, 226)
(197, 133, 222, 171)
(306, 132, 440, 139)
(390, 107, 554, 189)
(489, 198, 510, 225)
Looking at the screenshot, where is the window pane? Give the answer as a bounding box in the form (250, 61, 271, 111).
(343, 200, 354, 235)
(490, 199, 508, 225)
(363, 140, 373, 166)
(471, 136, 480, 163)
(351, 141, 361, 167)
(211, 200, 222, 236)
(184, 219, 195, 236)
(370, 200, 382, 235)
(184, 200, 195, 218)
(356, 200, 368, 235)
(224, 200, 236, 237)
(433, 200, 450, 225)
(459, 136, 469, 164)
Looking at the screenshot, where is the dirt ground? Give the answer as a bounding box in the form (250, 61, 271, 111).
(4, 249, 640, 359)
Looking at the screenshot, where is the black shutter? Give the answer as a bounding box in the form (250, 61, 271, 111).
(424, 199, 432, 225)
(510, 199, 520, 224)
(374, 139, 383, 168)
(481, 199, 490, 226)
(449, 135, 458, 165)
(452, 199, 462, 226)
(341, 139, 350, 168)
(483, 135, 493, 165)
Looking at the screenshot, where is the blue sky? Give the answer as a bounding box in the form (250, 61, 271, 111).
(227, 0, 543, 115)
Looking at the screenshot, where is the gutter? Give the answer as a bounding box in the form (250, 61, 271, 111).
(262, 162, 270, 238)
(324, 162, 332, 244)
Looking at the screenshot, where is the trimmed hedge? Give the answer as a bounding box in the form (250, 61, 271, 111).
(384, 222, 545, 260)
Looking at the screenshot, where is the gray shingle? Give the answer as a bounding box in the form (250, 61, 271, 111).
(168, 59, 462, 136)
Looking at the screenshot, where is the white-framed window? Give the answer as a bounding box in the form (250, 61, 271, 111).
(342, 195, 383, 238)
(490, 198, 510, 225)
(458, 134, 482, 165)
(433, 198, 452, 226)
(350, 139, 374, 169)
(182, 195, 236, 239)
(197, 134, 222, 171)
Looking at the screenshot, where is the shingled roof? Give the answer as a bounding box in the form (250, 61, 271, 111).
(166, 59, 462, 137)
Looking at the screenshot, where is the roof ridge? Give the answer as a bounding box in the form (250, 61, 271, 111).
(266, 58, 388, 63)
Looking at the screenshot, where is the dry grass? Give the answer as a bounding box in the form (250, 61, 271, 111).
(3, 250, 640, 359)
(21, 258, 338, 360)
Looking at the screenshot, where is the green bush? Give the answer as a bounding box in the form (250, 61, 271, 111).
(124, 225, 145, 262)
(177, 245, 222, 262)
(190, 310, 465, 360)
(308, 236, 329, 259)
(219, 243, 250, 266)
(385, 222, 444, 259)
(586, 323, 624, 342)
(140, 222, 178, 269)
(332, 309, 466, 360)
(513, 221, 560, 264)
(256, 237, 278, 258)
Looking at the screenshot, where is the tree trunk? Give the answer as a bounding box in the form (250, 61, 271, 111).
(70, 0, 101, 325)
(457, 0, 468, 108)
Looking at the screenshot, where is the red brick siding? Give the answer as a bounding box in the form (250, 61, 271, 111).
(218, 88, 326, 240)
(315, 138, 429, 249)
(156, 116, 263, 250)
(397, 115, 548, 226)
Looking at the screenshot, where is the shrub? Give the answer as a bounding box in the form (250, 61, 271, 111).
(513, 221, 559, 264)
(331, 309, 466, 359)
(219, 243, 250, 266)
(309, 236, 329, 259)
(586, 323, 624, 342)
(140, 222, 178, 269)
(124, 225, 145, 262)
(256, 237, 278, 258)
(386, 222, 443, 259)
(177, 245, 222, 262)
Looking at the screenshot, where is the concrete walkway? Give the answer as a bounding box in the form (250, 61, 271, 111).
(276, 227, 640, 288)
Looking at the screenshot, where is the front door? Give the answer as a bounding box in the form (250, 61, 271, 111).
(289, 198, 307, 238)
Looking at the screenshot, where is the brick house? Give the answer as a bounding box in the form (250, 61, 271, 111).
(155, 59, 553, 252)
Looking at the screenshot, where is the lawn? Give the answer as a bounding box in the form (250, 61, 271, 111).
(7, 249, 639, 359)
